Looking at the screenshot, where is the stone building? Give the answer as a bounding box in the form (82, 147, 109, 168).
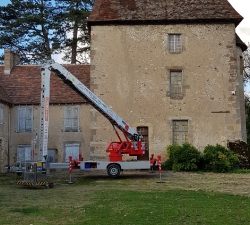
(0, 50, 90, 172)
(0, 0, 248, 172)
(87, 0, 247, 160)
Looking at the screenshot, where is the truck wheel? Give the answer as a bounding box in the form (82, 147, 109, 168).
(107, 164, 121, 178)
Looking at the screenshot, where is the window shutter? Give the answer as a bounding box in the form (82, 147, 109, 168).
(18, 108, 26, 131)
(18, 107, 33, 132)
(64, 107, 71, 131)
(65, 143, 80, 162)
(72, 107, 78, 130)
(17, 145, 32, 161)
(25, 107, 32, 131)
(64, 106, 79, 131)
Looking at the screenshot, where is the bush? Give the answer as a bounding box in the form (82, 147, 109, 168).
(162, 145, 175, 170)
(163, 144, 201, 172)
(227, 141, 250, 169)
(203, 144, 240, 173)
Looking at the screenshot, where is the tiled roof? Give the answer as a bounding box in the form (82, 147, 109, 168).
(88, 0, 243, 26)
(0, 64, 90, 105)
(0, 83, 12, 104)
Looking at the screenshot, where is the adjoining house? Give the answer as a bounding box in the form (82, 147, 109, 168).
(0, 50, 90, 172)
(0, 0, 248, 172)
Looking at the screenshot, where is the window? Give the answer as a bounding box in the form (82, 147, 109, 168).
(240, 56, 244, 75)
(48, 149, 57, 163)
(17, 145, 32, 162)
(65, 143, 80, 162)
(64, 106, 79, 132)
(170, 71, 182, 98)
(173, 120, 188, 145)
(0, 104, 3, 124)
(168, 34, 182, 53)
(17, 106, 33, 132)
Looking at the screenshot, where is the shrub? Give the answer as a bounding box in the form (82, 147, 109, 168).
(227, 141, 250, 169)
(163, 144, 201, 172)
(162, 145, 175, 170)
(203, 144, 240, 173)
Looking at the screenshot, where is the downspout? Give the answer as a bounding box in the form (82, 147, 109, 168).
(7, 105, 11, 172)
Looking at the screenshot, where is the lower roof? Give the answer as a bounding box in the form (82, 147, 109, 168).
(0, 64, 90, 105)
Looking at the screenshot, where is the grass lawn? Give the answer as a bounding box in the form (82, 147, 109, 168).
(0, 171, 250, 225)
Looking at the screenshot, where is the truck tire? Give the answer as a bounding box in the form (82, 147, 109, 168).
(107, 163, 121, 178)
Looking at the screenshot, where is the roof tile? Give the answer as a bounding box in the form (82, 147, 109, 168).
(0, 64, 90, 105)
(88, 0, 243, 25)
(0, 83, 12, 104)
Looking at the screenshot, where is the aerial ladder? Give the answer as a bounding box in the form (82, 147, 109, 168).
(39, 60, 156, 178)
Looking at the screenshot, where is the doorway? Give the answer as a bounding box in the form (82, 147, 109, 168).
(137, 126, 149, 160)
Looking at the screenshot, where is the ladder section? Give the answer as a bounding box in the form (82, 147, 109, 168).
(39, 67, 50, 161)
(43, 61, 139, 140)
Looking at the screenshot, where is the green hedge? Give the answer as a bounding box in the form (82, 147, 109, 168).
(203, 144, 240, 172)
(162, 143, 201, 172)
(163, 144, 240, 173)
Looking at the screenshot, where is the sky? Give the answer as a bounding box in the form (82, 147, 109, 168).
(0, 0, 250, 85)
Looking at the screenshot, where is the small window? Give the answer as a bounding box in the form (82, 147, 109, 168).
(240, 56, 244, 75)
(17, 145, 32, 162)
(173, 120, 188, 146)
(64, 106, 79, 132)
(17, 106, 33, 132)
(0, 104, 3, 124)
(170, 71, 182, 99)
(65, 143, 80, 162)
(168, 34, 182, 53)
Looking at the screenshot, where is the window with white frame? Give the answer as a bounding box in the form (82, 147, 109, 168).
(173, 120, 188, 146)
(17, 106, 33, 132)
(65, 143, 80, 162)
(170, 71, 182, 98)
(168, 34, 182, 53)
(0, 104, 3, 124)
(64, 106, 79, 132)
(17, 145, 32, 162)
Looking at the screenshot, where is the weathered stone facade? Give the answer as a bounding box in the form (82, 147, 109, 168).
(0, 103, 9, 173)
(89, 24, 246, 160)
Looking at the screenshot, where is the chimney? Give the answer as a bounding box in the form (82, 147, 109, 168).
(4, 50, 20, 75)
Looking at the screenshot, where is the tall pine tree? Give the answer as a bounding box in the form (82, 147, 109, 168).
(0, 0, 93, 64)
(54, 0, 93, 64)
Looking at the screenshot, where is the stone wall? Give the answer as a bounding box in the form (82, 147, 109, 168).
(0, 104, 10, 172)
(89, 23, 246, 161)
